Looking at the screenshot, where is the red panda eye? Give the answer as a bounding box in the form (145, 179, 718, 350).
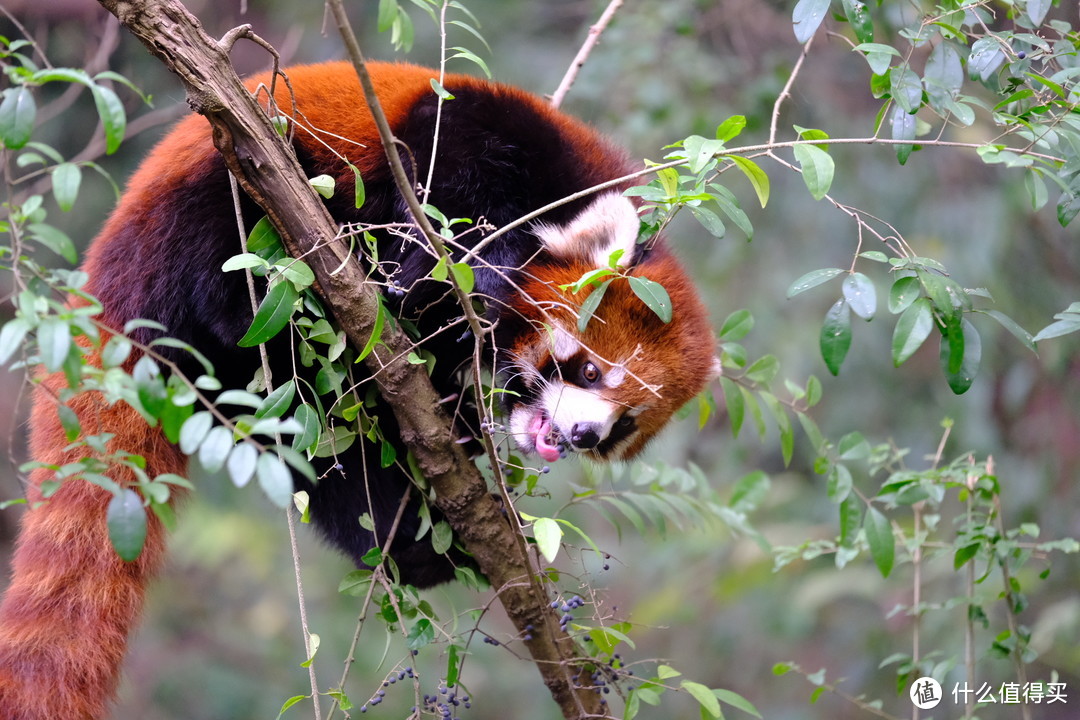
(581, 361, 601, 384)
(617, 414, 634, 427)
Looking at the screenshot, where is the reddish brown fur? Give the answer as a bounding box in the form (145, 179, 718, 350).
(0, 62, 706, 718)
(512, 247, 714, 457)
(0, 350, 185, 719)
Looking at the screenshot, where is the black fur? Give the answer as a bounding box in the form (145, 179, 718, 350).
(88, 77, 631, 587)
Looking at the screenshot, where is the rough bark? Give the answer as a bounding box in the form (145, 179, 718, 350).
(94, 0, 609, 717)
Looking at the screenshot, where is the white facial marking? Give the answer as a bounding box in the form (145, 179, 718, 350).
(533, 193, 640, 267)
(551, 324, 579, 362)
(603, 365, 627, 388)
(542, 384, 618, 439)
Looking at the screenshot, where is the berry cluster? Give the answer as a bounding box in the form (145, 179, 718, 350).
(570, 653, 635, 709)
(359, 666, 416, 713)
(551, 594, 586, 633)
(417, 685, 471, 719)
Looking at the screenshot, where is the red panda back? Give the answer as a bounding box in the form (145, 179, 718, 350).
(0, 60, 716, 720)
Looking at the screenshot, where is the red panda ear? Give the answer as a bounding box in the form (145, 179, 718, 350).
(534, 193, 640, 268)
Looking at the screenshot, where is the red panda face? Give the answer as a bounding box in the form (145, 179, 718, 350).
(503, 193, 719, 464)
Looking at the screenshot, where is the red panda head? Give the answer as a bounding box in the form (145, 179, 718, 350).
(503, 193, 720, 464)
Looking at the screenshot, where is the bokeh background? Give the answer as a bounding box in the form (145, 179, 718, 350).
(1, 1, 1078, 718)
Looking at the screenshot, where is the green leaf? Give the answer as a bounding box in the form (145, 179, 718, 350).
(256, 453, 294, 508)
(827, 464, 853, 503)
(377, 0, 398, 32)
(246, 216, 282, 253)
(841, 0, 873, 43)
(291, 403, 321, 454)
(348, 163, 366, 209)
(793, 143, 834, 200)
(863, 506, 894, 578)
(179, 411, 213, 455)
(842, 272, 876, 320)
(681, 680, 721, 718)
(819, 299, 852, 376)
(406, 618, 435, 650)
(221, 253, 270, 273)
(1026, 0, 1050, 24)
(238, 281, 298, 347)
(37, 317, 71, 372)
(787, 268, 843, 298)
(729, 470, 769, 513)
(689, 205, 725, 238)
(532, 517, 563, 563)
(309, 174, 335, 198)
(683, 135, 725, 174)
(890, 65, 922, 114)
(449, 262, 474, 293)
(792, 0, 830, 43)
(431, 519, 453, 555)
(852, 43, 900, 75)
(892, 297, 933, 366)
(982, 310, 1035, 352)
(1057, 190, 1080, 228)
(628, 276, 672, 323)
(727, 156, 769, 208)
(838, 494, 860, 548)
(954, 543, 980, 570)
(51, 162, 82, 212)
(718, 309, 753, 341)
(923, 41, 963, 114)
(257, 380, 296, 419)
(198, 426, 234, 474)
(940, 317, 981, 394)
(887, 275, 920, 314)
(890, 104, 916, 165)
(28, 223, 77, 264)
(714, 688, 762, 718)
(968, 37, 1005, 83)
(576, 280, 611, 333)
(745, 355, 779, 386)
(710, 184, 754, 241)
(719, 377, 744, 437)
(226, 443, 258, 488)
(0, 318, 31, 366)
(1024, 169, 1048, 212)
(90, 84, 126, 155)
(0, 86, 36, 149)
(107, 488, 147, 562)
(715, 115, 746, 142)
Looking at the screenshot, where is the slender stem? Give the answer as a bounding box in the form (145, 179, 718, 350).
(287, 505, 323, 720)
(769, 33, 814, 146)
(550, 0, 624, 109)
(229, 172, 321, 718)
(992, 478, 1032, 720)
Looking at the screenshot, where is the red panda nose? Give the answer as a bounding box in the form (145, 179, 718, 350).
(570, 423, 601, 450)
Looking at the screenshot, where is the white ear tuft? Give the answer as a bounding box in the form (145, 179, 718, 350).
(534, 193, 640, 267)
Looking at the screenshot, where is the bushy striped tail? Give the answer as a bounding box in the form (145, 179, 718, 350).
(0, 369, 184, 719)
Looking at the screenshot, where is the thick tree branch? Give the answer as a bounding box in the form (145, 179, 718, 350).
(94, 0, 607, 717)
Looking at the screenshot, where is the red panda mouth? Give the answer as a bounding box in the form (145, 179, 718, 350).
(526, 410, 564, 464)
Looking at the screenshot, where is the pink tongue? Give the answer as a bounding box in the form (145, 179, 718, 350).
(529, 414, 562, 464)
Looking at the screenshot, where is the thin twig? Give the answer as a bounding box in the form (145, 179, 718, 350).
(769, 33, 814, 146)
(550, 0, 624, 109)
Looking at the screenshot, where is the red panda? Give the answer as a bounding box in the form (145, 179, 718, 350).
(0, 62, 717, 719)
